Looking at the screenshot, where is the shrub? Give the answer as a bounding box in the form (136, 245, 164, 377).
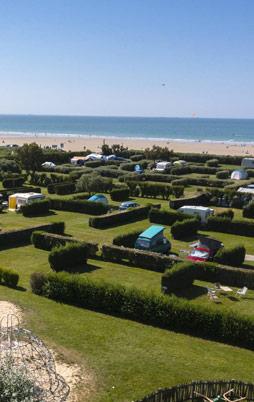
(110, 187, 130, 201)
(243, 201, 254, 218)
(2, 269, 19, 287)
(171, 218, 200, 239)
(161, 262, 196, 292)
(130, 154, 144, 161)
(138, 182, 172, 199)
(216, 209, 234, 220)
(2, 176, 25, 188)
(206, 158, 219, 167)
(206, 216, 254, 237)
(171, 185, 184, 198)
(170, 193, 211, 209)
(31, 231, 98, 256)
(149, 208, 192, 226)
(48, 242, 88, 272)
(216, 170, 230, 179)
(214, 245, 246, 267)
(31, 271, 254, 350)
(76, 173, 113, 194)
(113, 230, 142, 248)
(54, 182, 76, 195)
(30, 272, 47, 295)
(21, 199, 50, 217)
(49, 198, 108, 215)
(89, 205, 150, 229)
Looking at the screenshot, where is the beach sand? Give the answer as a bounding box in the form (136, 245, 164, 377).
(1, 134, 254, 156)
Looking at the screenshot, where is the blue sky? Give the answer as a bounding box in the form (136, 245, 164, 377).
(0, 0, 253, 118)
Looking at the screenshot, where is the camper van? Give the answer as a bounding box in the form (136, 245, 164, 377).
(154, 161, 171, 172)
(241, 158, 254, 169)
(134, 225, 171, 254)
(178, 206, 214, 224)
(8, 192, 45, 211)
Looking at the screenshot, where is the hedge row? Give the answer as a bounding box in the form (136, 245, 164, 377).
(243, 201, 254, 219)
(112, 230, 143, 248)
(206, 216, 254, 237)
(173, 152, 242, 165)
(149, 208, 192, 226)
(30, 272, 254, 350)
(125, 181, 184, 199)
(49, 198, 108, 215)
(21, 199, 50, 217)
(2, 177, 25, 188)
(171, 218, 200, 239)
(0, 222, 65, 249)
(48, 242, 88, 273)
(214, 245, 246, 267)
(31, 231, 98, 257)
(0, 267, 19, 287)
(89, 205, 151, 229)
(101, 244, 176, 271)
(170, 193, 210, 209)
(162, 261, 254, 293)
(48, 182, 76, 195)
(110, 187, 130, 201)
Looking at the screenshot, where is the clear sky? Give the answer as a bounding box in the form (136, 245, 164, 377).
(0, 0, 253, 118)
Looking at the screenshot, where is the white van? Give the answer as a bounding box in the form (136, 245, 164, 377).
(154, 161, 171, 172)
(178, 205, 214, 224)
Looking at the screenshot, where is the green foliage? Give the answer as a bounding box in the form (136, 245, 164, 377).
(110, 187, 130, 201)
(171, 185, 184, 198)
(206, 158, 219, 167)
(2, 269, 19, 287)
(170, 193, 211, 209)
(102, 244, 174, 272)
(31, 271, 254, 350)
(89, 205, 150, 229)
(48, 242, 88, 272)
(31, 231, 98, 256)
(2, 177, 24, 188)
(21, 200, 50, 217)
(216, 209, 234, 220)
(207, 216, 254, 237)
(243, 201, 254, 218)
(49, 197, 108, 215)
(171, 218, 200, 239)
(54, 182, 76, 195)
(149, 208, 192, 226)
(76, 173, 113, 194)
(138, 182, 172, 199)
(144, 145, 173, 161)
(0, 158, 20, 173)
(15, 142, 44, 173)
(30, 272, 47, 295)
(162, 262, 196, 292)
(214, 245, 246, 267)
(216, 170, 230, 179)
(112, 230, 142, 248)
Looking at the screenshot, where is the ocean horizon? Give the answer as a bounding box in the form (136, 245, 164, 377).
(0, 114, 254, 144)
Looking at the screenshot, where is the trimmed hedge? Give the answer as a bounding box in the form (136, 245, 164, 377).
(30, 271, 254, 350)
(206, 216, 254, 237)
(214, 245, 246, 267)
(216, 170, 230, 179)
(113, 230, 142, 248)
(54, 182, 76, 195)
(110, 187, 130, 201)
(0, 222, 65, 249)
(2, 177, 25, 188)
(170, 193, 210, 209)
(21, 199, 50, 217)
(49, 198, 108, 215)
(1, 268, 19, 287)
(216, 209, 234, 220)
(171, 218, 200, 239)
(89, 205, 150, 229)
(31, 231, 98, 257)
(48, 242, 88, 272)
(243, 201, 254, 219)
(149, 208, 192, 226)
(102, 244, 176, 271)
(162, 261, 254, 293)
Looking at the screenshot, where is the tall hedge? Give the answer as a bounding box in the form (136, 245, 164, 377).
(0, 267, 19, 287)
(110, 187, 130, 201)
(2, 177, 25, 188)
(149, 208, 192, 226)
(49, 198, 108, 215)
(48, 242, 88, 272)
(206, 216, 254, 237)
(30, 271, 254, 350)
(171, 218, 200, 239)
(21, 199, 50, 217)
(214, 245, 246, 267)
(112, 230, 142, 248)
(89, 205, 150, 229)
(243, 201, 254, 219)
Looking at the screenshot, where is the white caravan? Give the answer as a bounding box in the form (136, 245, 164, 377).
(178, 205, 214, 224)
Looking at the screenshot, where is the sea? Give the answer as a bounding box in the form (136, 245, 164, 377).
(0, 115, 254, 144)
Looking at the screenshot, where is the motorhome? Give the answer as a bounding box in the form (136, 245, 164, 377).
(8, 192, 45, 211)
(178, 205, 214, 224)
(135, 225, 171, 254)
(154, 161, 171, 172)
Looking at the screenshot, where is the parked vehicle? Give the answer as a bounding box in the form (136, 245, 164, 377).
(173, 160, 187, 166)
(134, 164, 144, 174)
(87, 194, 108, 205)
(177, 205, 214, 224)
(154, 161, 171, 172)
(135, 225, 171, 254)
(8, 192, 45, 211)
(187, 237, 223, 262)
(41, 161, 56, 169)
(119, 201, 140, 211)
(241, 157, 254, 168)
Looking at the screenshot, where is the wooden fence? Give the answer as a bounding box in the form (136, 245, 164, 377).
(135, 380, 254, 402)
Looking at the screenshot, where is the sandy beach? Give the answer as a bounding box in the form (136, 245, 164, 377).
(1, 134, 254, 156)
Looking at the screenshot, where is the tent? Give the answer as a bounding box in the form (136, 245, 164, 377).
(230, 170, 248, 180)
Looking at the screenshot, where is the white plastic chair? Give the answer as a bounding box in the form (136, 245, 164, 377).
(236, 286, 248, 297)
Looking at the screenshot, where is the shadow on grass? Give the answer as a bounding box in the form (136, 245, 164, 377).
(24, 210, 57, 218)
(1, 284, 27, 292)
(174, 284, 207, 300)
(85, 263, 102, 273)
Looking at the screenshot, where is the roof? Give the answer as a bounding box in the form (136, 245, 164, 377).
(139, 225, 165, 239)
(88, 194, 107, 201)
(71, 156, 87, 160)
(179, 205, 212, 211)
(237, 187, 254, 194)
(120, 201, 137, 207)
(11, 192, 44, 200)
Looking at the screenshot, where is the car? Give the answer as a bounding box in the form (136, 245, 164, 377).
(187, 237, 223, 262)
(119, 201, 140, 211)
(135, 225, 171, 254)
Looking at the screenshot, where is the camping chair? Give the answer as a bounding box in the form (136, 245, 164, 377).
(207, 288, 220, 303)
(236, 287, 248, 298)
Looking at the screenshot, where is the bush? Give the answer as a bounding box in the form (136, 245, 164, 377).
(171, 185, 184, 198)
(54, 182, 76, 195)
(89, 205, 150, 229)
(0, 222, 64, 250)
(31, 271, 254, 350)
(170, 193, 211, 209)
(31, 231, 98, 256)
(206, 158, 219, 167)
(149, 208, 192, 226)
(113, 230, 142, 248)
(161, 262, 196, 292)
(110, 187, 130, 201)
(243, 201, 254, 218)
(102, 244, 175, 271)
(206, 216, 254, 237)
(214, 245, 246, 267)
(216, 170, 230, 179)
(49, 198, 108, 215)
(2, 177, 25, 188)
(216, 209, 234, 220)
(2, 268, 19, 287)
(171, 218, 200, 239)
(138, 182, 172, 199)
(21, 199, 50, 217)
(30, 272, 47, 295)
(48, 242, 88, 272)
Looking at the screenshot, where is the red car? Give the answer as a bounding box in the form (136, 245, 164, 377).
(187, 246, 212, 262)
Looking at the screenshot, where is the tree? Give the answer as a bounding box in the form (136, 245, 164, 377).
(16, 143, 44, 173)
(144, 145, 173, 162)
(76, 173, 112, 195)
